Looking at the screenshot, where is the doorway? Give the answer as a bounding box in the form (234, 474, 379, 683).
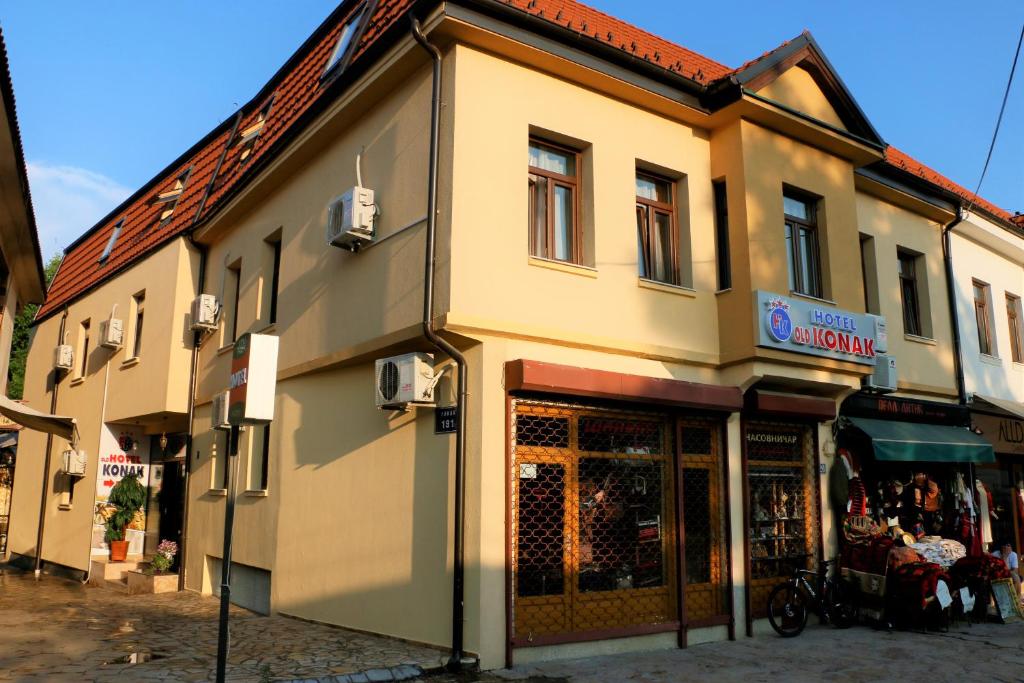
(145, 434, 187, 568)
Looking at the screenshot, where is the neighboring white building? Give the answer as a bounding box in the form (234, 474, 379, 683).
(951, 212, 1024, 405)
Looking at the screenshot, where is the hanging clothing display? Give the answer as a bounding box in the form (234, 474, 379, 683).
(977, 480, 993, 546)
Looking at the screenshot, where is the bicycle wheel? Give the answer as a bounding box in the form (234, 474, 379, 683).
(828, 579, 857, 629)
(767, 582, 809, 637)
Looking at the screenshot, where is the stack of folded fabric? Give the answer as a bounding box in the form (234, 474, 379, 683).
(909, 538, 966, 568)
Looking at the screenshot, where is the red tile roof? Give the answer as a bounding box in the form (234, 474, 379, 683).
(498, 0, 731, 83)
(882, 146, 1017, 225)
(35, 0, 1020, 321)
(38, 0, 414, 320)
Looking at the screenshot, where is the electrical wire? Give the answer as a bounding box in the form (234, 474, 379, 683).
(964, 21, 1024, 218)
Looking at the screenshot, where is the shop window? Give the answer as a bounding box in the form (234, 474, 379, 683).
(897, 249, 923, 337)
(745, 421, 817, 618)
(713, 181, 731, 290)
(859, 234, 879, 315)
(1006, 293, 1023, 363)
(635, 172, 680, 286)
(512, 402, 674, 641)
(679, 420, 728, 622)
(528, 138, 580, 264)
(783, 191, 822, 299)
(974, 280, 996, 356)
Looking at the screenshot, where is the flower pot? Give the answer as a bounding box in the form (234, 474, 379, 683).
(109, 540, 129, 562)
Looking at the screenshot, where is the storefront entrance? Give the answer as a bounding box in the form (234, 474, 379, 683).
(144, 434, 187, 568)
(510, 400, 729, 646)
(743, 420, 819, 618)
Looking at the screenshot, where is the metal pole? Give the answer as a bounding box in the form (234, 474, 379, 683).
(215, 424, 240, 683)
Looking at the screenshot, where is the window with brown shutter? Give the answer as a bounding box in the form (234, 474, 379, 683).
(974, 280, 994, 356)
(1007, 294, 1023, 363)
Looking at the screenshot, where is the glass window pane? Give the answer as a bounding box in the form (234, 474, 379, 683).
(636, 205, 649, 278)
(683, 468, 712, 584)
(783, 195, 810, 220)
(553, 185, 573, 262)
(654, 211, 674, 284)
(798, 227, 819, 296)
(529, 142, 574, 176)
(578, 457, 665, 592)
(517, 463, 565, 597)
(528, 175, 548, 257)
(636, 175, 671, 203)
(785, 223, 796, 291)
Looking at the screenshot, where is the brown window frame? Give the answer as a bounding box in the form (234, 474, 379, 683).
(783, 191, 822, 299)
(528, 138, 582, 264)
(635, 172, 680, 286)
(974, 280, 994, 356)
(132, 293, 145, 360)
(897, 250, 922, 337)
(1007, 293, 1023, 364)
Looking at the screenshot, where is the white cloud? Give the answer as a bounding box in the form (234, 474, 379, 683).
(26, 162, 132, 258)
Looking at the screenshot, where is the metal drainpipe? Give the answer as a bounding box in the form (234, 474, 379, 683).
(34, 307, 68, 576)
(410, 18, 470, 672)
(941, 208, 967, 405)
(179, 110, 241, 591)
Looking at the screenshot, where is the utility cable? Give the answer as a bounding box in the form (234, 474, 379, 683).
(964, 21, 1024, 218)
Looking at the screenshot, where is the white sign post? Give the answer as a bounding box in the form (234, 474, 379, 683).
(217, 333, 278, 683)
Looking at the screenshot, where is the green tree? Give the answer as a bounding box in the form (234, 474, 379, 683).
(7, 254, 62, 399)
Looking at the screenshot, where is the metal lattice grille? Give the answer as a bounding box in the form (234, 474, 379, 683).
(679, 420, 728, 622)
(745, 421, 818, 617)
(512, 401, 676, 642)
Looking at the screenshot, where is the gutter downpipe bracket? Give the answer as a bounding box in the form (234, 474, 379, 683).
(410, 17, 475, 673)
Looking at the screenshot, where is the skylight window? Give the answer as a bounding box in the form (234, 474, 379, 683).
(235, 98, 275, 164)
(323, 7, 365, 76)
(153, 169, 192, 226)
(99, 219, 124, 263)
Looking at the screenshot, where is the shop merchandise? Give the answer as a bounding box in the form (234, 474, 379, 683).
(977, 480, 994, 546)
(909, 538, 967, 569)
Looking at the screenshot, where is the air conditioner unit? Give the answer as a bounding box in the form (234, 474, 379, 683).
(211, 390, 231, 430)
(54, 344, 74, 371)
(326, 186, 377, 251)
(62, 449, 87, 477)
(868, 314, 888, 354)
(191, 294, 220, 331)
(865, 354, 897, 393)
(375, 352, 436, 409)
(99, 317, 123, 350)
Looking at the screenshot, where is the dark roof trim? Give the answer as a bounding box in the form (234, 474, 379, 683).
(855, 165, 959, 215)
(0, 27, 46, 300)
(723, 32, 884, 147)
(743, 89, 885, 152)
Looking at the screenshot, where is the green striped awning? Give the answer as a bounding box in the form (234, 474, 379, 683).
(848, 416, 995, 463)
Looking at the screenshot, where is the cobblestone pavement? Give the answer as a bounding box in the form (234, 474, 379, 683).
(427, 621, 1024, 683)
(0, 570, 446, 682)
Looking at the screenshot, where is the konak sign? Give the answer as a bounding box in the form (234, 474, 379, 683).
(754, 291, 888, 366)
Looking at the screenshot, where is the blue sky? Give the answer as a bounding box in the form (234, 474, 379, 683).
(2, 1, 1021, 258)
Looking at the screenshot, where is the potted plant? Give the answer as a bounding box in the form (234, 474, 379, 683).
(127, 539, 179, 594)
(104, 473, 146, 562)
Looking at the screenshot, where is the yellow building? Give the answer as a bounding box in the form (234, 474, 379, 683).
(7, 0, 1014, 670)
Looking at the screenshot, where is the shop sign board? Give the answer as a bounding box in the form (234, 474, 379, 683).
(754, 290, 886, 366)
(843, 393, 969, 426)
(973, 412, 1024, 456)
(92, 424, 150, 555)
(228, 333, 279, 425)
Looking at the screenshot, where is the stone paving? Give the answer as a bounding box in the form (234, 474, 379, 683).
(0, 569, 446, 682)
(427, 620, 1024, 683)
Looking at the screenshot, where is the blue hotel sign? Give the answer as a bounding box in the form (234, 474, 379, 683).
(754, 291, 887, 366)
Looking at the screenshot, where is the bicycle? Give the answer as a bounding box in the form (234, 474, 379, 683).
(767, 559, 857, 637)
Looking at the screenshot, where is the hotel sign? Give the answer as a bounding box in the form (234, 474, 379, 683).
(228, 333, 279, 425)
(754, 291, 887, 366)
